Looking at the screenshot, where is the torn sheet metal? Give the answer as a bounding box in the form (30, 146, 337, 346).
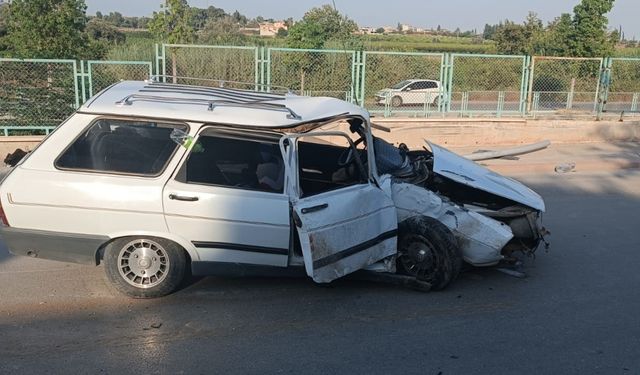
(391, 182, 514, 266)
(428, 141, 546, 212)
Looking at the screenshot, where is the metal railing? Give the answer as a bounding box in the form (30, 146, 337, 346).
(2, 44, 640, 135)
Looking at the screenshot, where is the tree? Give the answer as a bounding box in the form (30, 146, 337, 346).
(287, 5, 357, 49)
(149, 0, 195, 83)
(148, 0, 195, 44)
(375, 27, 385, 34)
(285, 5, 358, 94)
(6, 0, 100, 59)
(86, 18, 126, 45)
(95, 11, 103, 19)
(199, 16, 245, 45)
(276, 27, 288, 38)
(571, 0, 616, 56)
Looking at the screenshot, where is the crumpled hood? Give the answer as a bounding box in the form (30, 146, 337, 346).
(427, 141, 546, 212)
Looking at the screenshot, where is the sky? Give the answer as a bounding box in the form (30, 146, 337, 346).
(85, 0, 640, 39)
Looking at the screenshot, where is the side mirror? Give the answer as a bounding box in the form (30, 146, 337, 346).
(403, 87, 412, 92)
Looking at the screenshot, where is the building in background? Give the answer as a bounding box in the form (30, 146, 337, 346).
(259, 21, 288, 37)
(0, 0, 12, 6)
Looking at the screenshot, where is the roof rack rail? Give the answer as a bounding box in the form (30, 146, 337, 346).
(145, 75, 292, 93)
(115, 94, 302, 120)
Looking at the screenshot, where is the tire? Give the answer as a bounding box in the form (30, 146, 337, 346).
(433, 96, 441, 107)
(104, 237, 187, 298)
(391, 96, 403, 107)
(396, 216, 462, 290)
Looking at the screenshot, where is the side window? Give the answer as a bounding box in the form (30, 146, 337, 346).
(297, 135, 368, 198)
(55, 118, 186, 176)
(408, 82, 424, 90)
(425, 81, 438, 89)
(180, 134, 284, 194)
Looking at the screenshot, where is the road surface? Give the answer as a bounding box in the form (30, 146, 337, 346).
(1, 171, 639, 374)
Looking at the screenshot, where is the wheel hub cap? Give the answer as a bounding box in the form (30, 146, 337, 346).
(117, 239, 170, 289)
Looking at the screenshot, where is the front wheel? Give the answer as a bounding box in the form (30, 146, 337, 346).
(396, 216, 462, 290)
(104, 237, 186, 298)
(391, 96, 403, 107)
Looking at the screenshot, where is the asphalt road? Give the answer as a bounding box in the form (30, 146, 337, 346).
(1, 171, 640, 374)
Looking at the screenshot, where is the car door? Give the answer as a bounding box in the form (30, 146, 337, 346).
(280, 131, 397, 283)
(163, 127, 290, 268)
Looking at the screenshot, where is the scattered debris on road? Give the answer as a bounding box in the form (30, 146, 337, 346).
(465, 140, 551, 161)
(555, 162, 576, 173)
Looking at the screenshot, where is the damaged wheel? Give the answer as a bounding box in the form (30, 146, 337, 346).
(397, 216, 462, 290)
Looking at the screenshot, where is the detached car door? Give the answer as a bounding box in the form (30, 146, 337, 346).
(281, 131, 397, 283)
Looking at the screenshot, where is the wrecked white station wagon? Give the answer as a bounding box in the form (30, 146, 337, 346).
(0, 81, 547, 298)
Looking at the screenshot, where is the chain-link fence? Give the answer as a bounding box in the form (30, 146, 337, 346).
(607, 58, 640, 115)
(161, 44, 259, 89)
(449, 54, 527, 116)
(362, 52, 444, 117)
(267, 48, 355, 99)
(86, 61, 152, 99)
(528, 57, 603, 116)
(0, 59, 78, 135)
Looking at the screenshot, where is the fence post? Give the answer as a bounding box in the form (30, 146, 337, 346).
(360, 51, 367, 107)
(526, 56, 536, 114)
(445, 53, 454, 113)
(632, 93, 639, 112)
(519, 56, 530, 116)
(596, 57, 612, 120)
(497, 91, 505, 118)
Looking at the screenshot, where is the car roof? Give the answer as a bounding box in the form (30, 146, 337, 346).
(79, 80, 369, 129)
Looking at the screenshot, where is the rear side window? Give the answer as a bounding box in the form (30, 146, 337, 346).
(425, 81, 438, 89)
(55, 118, 187, 176)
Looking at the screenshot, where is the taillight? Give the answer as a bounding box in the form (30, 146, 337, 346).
(0, 199, 10, 227)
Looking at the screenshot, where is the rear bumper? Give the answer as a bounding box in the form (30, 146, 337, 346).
(0, 226, 108, 265)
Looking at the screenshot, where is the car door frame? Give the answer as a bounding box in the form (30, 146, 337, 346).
(278, 128, 398, 283)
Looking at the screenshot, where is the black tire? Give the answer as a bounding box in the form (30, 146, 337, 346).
(104, 237, 187, 298)
(396, 216, 462, 290)
(391, 96, 403, 107)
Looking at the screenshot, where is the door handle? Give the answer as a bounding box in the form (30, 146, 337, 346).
(301, 203, 328, 214)
(168, 194, 199, 202)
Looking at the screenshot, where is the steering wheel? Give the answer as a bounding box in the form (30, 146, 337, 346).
(337, 136, 366, 167)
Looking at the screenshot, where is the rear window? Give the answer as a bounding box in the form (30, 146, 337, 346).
(55, 118, 187, 176)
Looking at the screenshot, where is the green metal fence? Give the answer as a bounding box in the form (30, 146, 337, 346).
(528, 56, 604, 117)
(448, 54, 528, 117)
(0, 58, 78, 135)
(158, 44, 259, 88)
(362, 51, 444, 117)
(267, 48, 356, 100)
(2, 44, 640, 136)
(606, 58, 640, 115)
(86, 60, 152, 99)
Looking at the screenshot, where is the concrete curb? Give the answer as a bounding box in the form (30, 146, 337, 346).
(481, 158, 640, 175)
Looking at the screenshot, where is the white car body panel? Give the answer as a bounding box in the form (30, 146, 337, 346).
(428, 142, 546, 212)
(163, 180, 290, 267)
(282, 132, 398, 283)
(375, 80, 441, 105)
(391, 182, 513, 266)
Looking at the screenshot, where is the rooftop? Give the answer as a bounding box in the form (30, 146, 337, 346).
(80, 81, 368, 129)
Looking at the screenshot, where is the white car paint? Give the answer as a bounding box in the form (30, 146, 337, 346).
(375, 79, 442, 106)
(428, 142, 546, 212)
(392, 182, 513, 266)
(281, 132, 398, 283)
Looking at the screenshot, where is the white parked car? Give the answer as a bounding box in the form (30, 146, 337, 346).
(375, 79, 443, 107)
(0, 81, 547, 298)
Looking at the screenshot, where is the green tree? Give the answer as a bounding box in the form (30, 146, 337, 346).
(199, 16, 246, 45)
(149, 0, 195, 83)
(86, 18, 126, 45)
(5, 0, 101, 59)
(148, 0, 195, 44)
(571, 0, 615, 56)
(286, 4, 357, 49)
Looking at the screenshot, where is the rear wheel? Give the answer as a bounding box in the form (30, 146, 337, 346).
(397, 216, 462, 290)
(104, 237, 186, 298)
(391, 96, 403, 107)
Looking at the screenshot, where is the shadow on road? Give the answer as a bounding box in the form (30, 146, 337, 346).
(1, 171, 640, 373)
